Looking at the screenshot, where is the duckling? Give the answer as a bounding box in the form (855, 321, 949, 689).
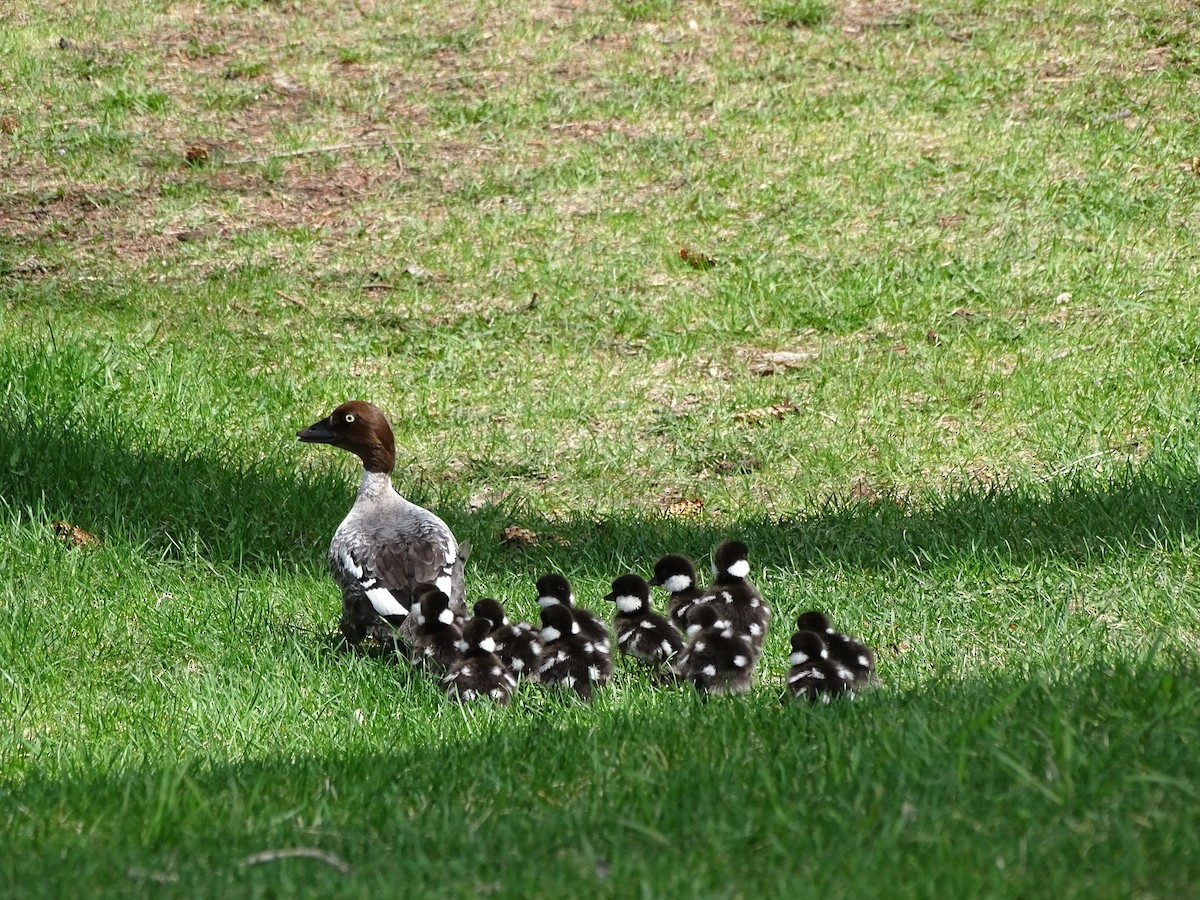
(648, 553, 705, 632)
(410, 585, 463, 675)
(673, 603, 756, 696)
(604, 573, 684, 668)
(786, 630, 855, 703)
(442, 617, 518, 704)
(698, 540, 771, 652)
(473, 597, 543, 682)
(795, 610, 876, 688)
(535, 573, 613, 675)
(538, 604, 607, 702)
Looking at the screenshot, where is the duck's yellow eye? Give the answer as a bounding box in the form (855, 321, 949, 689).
(344, 413, 356, 423)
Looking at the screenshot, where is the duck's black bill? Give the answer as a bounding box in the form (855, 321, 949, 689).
(297, 417, 335, 443)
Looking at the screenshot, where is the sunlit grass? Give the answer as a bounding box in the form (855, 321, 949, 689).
(3, 0, 1200, 895)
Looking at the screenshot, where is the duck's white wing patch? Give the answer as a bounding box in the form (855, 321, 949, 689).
(343, 548, 409, 617)
(338, 548, 365, 580)
(365, 586, 408, 618)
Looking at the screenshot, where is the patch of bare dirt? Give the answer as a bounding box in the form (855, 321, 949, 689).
(834, 1, 918, 34)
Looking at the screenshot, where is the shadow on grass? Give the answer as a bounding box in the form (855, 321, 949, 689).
(2, 328, 1199, 578)
(3, 655, 1198, 897)
(2, 404, 1200, 579)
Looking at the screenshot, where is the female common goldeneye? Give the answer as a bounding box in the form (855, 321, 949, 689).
(298, 400, 467, 647)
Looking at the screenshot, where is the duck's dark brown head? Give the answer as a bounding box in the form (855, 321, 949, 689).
(298, 400, 396, 473)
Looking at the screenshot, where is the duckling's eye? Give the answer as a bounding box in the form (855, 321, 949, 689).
(344, 413, 356, 424)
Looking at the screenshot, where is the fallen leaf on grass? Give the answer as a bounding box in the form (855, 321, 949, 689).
(664, 497, 705, 518)
(679, 247, 717, 270)
(0, 115, 18, 134)
(51, 521, 100, 548)
(184, 143, 210, 166)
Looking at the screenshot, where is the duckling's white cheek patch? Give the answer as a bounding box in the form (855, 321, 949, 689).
(616, 596, 641, 613)
(541, 626, 561, 642)
(727, 560, 750, 579)
(438, 608, 455, 625)
(661, 575, 691, 592)
(537, 596, 558, 608)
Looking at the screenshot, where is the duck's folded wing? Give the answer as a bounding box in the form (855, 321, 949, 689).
(334, 546, 410, 621)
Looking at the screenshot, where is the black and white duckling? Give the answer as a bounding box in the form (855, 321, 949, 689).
(473, 597, 543, 683)
(648, 553, 705, 632)
(604, 573, 684, 668)
(442, 617, 518, 704)
(795, 610, 876, 688)
(535, 573, 613, 662)
(699, 540, 771, 652)
(410, 585, 463, 675)
(673, 603, 756, 696)
(538, 604, 607, 702)
(786, 630, 855, 703)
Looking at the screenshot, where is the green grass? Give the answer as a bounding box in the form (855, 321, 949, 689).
(3, 0, 1200, 895)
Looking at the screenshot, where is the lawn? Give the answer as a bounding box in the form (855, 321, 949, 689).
(2, 0, 1200, 896)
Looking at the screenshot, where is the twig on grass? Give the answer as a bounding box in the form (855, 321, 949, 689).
(242, 847, 352, 875)
(274, 289, 307, 308)
(381, 132, 405, 174)
(228, 141, 378, 165)
(1040, 449, 1115, 481)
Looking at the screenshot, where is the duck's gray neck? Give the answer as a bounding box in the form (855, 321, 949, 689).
(357, 469, 395, 502)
